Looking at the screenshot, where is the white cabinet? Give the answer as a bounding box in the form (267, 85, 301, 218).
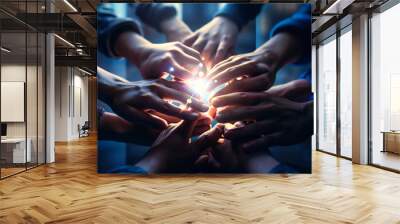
(1, 138, 31, 163)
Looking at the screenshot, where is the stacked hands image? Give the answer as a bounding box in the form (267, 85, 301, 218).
(98, 3, 313, 174)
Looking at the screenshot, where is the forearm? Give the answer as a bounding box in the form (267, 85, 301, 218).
(98, 5, 143, 57)
(256, 32, 302, 71)
(97, 67, 128, 105)
(268, 6, 311, 65)
(216, 4, 262, 30)
(114, 32, 152, 66)
(160, 17, 192, 42)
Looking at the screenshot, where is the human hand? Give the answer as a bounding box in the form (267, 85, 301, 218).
(206, 32, 305, 97)
(136, 119, 224, 173)
(111, 79, 209, 129)
(206, 49, 279, 97)
(265, 79, 311, 102)
(212, 92, 313, 152)
(98, 112, 161, 145)
(195, 137, 248, 173)
(148, 111, 212, 136)
(115, 32, 202, 80)
(183, 16, 239, 68)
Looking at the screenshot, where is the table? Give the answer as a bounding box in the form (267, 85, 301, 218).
(381, 131, 400, 154)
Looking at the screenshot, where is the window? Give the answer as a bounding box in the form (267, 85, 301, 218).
(370, 3, 400, 171)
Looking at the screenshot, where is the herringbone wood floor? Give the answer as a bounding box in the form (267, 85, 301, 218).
(1, 135, 400, 224)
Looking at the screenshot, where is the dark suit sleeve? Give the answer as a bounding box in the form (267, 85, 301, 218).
(269, 4, 311, 65)
(215, 3, 262, 30)
(97, 4, 143, 58)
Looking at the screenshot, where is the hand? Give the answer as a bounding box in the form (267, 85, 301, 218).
(98, 67, 209, 129)
(207, 32, 304, 97)
(98, 112, 161, 145)
(111, 79, 209, 129)
(183, 17, 239, 68)
(136, 119, 224, 173)
(115, 32, 202, 80)
(148, 111, 212, 136)
(265, 79, 311, 102)
(206, 49, 278, 98)
(160, 17, 193, 42)
(212, 92, 313, 152)
(196, 138, 247, 173)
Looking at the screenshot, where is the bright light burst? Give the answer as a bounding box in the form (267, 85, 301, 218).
(185, 77, 211, 102)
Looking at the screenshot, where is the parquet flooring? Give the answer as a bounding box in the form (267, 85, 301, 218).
(1, 135, 400, 223)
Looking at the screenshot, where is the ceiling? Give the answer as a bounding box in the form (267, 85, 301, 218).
(0, 0, 391, 71)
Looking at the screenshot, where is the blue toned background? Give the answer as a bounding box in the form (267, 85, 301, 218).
(97, 3, 310, 173)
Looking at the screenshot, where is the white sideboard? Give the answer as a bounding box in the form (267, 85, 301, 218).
(1, 138, 31, 163)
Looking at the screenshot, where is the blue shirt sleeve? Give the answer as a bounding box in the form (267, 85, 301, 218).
(299, 70, 311, 83)
(270, 4, 311, 65)
(136, 3, 177, 32)
(109, 165, 148, 174)
(97, 4, 143, 58)
(215, 4, 262, 30)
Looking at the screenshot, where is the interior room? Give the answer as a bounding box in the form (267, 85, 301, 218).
(0, 19, 46, 178)
(0, 0, 400, 223)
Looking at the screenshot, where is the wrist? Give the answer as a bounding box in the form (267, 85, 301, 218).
(215, 15, 240, 31)
(98, 67, 128, 105)
(161, 18, 192, 42)
(160, 17, 186, 34)
(256, 32, 297, 71)
(115, 32, 152, 66)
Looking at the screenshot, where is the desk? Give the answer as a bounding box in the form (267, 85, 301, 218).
(1, 138, 31, 163)
(382, 131, 400, 154)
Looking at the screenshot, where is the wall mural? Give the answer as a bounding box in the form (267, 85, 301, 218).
(97, 3, 313, 174)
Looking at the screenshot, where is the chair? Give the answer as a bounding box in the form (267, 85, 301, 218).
(78, 121, 90, 138)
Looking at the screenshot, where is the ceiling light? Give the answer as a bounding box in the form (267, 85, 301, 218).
(323, 0, 354, 15)
(78, 67, 93, 76)
(63, 0, 78, 12)
(1, 47, 11, 53)
(54, 34, 75, 48)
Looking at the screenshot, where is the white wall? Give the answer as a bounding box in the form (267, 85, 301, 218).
(54, 67, 89, 141)
(55, 66, 69, 141)
(1, 65, 37, 138)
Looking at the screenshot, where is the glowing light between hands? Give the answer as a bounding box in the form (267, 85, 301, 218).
(183, 63, 212, 102)
(186, 78, 211, 102)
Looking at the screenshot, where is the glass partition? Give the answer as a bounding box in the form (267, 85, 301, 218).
(27, 30, 38, 169)
(339, 28, 352, 158)
(0, 0, 46, 179)
(38, 32, 45, 165)
(1, 31, 28, 177)
(317, 36, 337, 154)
